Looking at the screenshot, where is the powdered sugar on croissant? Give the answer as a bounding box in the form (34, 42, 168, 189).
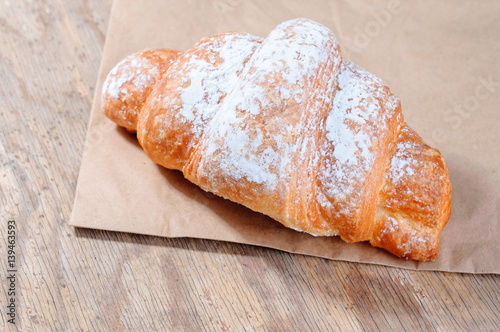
(102, 18, 452, 261)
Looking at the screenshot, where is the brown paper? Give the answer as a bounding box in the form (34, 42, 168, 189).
(70, 0, 500, 273)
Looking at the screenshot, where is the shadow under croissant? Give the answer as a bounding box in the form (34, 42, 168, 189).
(91, 125, 483, 266)
(152, 152, 404, 264)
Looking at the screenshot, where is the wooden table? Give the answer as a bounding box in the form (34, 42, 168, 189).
(1, 1, 499, 330)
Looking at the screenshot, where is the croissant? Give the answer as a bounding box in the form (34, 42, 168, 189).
(101, 18, 452, 261)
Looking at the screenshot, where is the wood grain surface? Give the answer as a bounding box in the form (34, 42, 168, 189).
(0, 0, 499, 331)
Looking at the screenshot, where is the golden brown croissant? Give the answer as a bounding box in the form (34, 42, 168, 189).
(101, 18, 452, 261)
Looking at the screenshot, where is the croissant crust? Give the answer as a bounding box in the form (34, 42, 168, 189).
(101, 19, 452, 261)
